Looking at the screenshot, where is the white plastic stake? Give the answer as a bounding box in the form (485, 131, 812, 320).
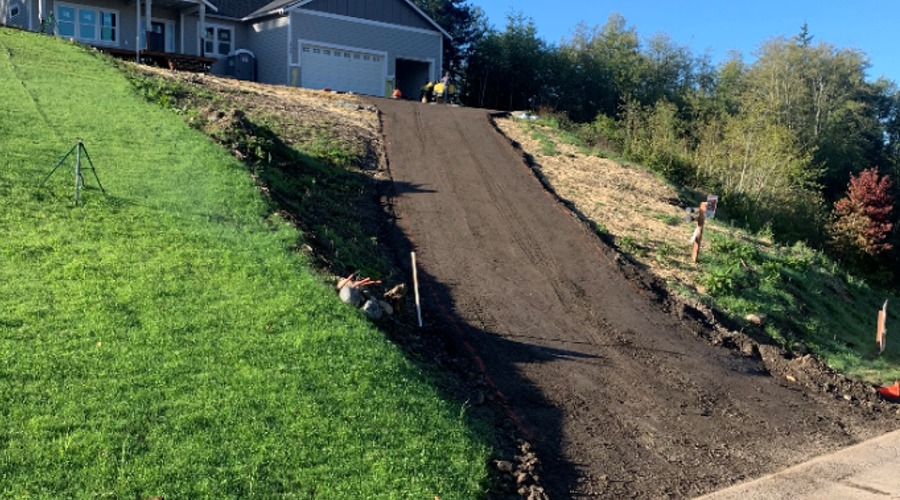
(412, 251, 422, 328)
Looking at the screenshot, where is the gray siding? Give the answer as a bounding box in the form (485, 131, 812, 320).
(46, 0, 142, 50)
(3, 0, 34, 30)
(302, 0, 431, 31)
(291, 8, 441, 83)
(27, 0, 208, 56)
(3, 0, 244, 59)
(183, 14, 198, 53)
(245, 15, 287, 84)
(183, 15, 243, 57)
(207, 19, 246, 72)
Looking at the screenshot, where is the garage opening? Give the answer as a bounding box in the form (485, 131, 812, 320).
(396, 59, 431, 101)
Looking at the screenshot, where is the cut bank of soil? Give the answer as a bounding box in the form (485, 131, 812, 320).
(370, 98, 900, 498)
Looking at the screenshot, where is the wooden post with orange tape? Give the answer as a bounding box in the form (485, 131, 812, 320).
(877, 300, 888, 354)
(691, 201, 707, 263)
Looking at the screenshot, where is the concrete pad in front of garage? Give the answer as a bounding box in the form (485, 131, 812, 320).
(696, 429, 900, 500)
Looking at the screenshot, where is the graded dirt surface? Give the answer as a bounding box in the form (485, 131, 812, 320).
(371, 98, 900, 498)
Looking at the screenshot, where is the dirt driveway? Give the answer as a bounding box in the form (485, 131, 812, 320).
(371, 98, 897, 498)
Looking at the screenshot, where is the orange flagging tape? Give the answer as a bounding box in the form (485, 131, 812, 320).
(877, 381, 900, 399)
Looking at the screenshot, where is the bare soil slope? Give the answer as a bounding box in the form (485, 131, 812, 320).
(372, 98, 898, 498)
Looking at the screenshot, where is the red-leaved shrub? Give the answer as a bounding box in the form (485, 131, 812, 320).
(829, 167, 894, 269)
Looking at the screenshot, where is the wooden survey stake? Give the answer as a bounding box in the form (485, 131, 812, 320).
(877, 300, 888, 354)
(691, 201, 707, 262)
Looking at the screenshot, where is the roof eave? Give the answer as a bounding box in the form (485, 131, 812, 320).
(258, 0, 450, 39)
(198, 0, 219, 13)
(401, 0, 450, 39)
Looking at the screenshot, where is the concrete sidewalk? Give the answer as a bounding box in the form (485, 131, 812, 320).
(697, 429, 900, 499)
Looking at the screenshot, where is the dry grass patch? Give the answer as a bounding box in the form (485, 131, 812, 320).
(139, 66, 379, 131)
(495, 117, 755, 293)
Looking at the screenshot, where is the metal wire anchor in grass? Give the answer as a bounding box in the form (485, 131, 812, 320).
(40, 139, 106, 206)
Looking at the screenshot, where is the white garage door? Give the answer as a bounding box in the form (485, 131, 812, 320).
(300, 43, 385, 97)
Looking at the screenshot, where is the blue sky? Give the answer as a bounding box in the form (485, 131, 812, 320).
(472, 0, 900, 84)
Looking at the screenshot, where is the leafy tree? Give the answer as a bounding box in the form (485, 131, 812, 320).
(555, 14, 643, 120)
(829, 167, 894, 271)
(555, 23, 615, 122)
(871, 79, 900, 172)
(594, 14, 643, 110)
(621, 99, 691, 181)
(411, 0, 486, 73)
(691, 105, 823, 241)
(636, 33, 697, 109)
(463, 13, 549, 110)
(742, 29, 875, 201)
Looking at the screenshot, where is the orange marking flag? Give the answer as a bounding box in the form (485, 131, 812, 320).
(877, 381, 899, 399)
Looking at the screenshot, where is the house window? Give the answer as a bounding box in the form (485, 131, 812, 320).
(79, 9, 96, 39)
(10, 6, 20, 17)
(56, 3, 117, 44)
(56, 6, 76, 37)
(100, 12, 116, 42)
(204, 26, 232, 57)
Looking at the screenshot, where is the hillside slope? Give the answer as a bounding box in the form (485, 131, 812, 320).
(373, 97, 900, 498)
(0, 28, 489, 498)
(494, 116, 900, 383)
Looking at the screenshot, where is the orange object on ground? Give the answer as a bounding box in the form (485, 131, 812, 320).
(877, 381, 900, 399)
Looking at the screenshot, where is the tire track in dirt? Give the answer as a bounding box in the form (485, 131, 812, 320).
(443, 106, 619, 354)
(372, 98, 898, 498)
(448, 110, 575, 318)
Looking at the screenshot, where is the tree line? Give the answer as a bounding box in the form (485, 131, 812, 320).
(413, 1, 899, 284)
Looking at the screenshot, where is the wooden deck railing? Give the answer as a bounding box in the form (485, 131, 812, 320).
(94, 46, 216, 73)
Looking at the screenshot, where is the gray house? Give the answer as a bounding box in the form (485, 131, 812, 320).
(1, 0, 449, 97)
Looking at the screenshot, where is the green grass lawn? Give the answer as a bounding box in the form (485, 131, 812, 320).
(0, 28, 489, 497)
(698, 229, 900, 383)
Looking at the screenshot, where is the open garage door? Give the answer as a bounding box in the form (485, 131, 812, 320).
(300, 42, 386, 97)
(396, 58, 431, 101)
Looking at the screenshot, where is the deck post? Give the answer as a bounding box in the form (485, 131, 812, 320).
(145, 0, 151, 38)
(135, 0, 140, 62)
(198, 2, 206, 56)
